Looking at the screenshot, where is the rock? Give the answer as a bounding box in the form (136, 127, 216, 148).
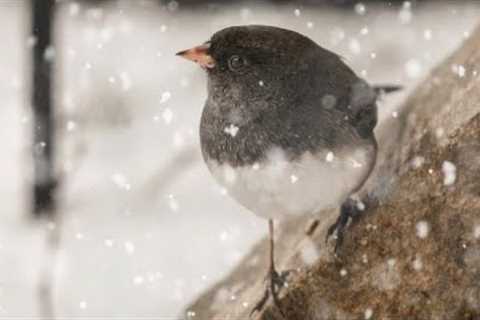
(184, 25, 480, 320)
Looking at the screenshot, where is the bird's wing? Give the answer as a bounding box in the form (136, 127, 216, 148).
(346, 79, 379, 138)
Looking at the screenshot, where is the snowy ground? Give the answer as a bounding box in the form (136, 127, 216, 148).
(1, 0, 480, 318)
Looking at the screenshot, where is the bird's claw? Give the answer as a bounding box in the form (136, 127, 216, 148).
(250, 269, 292, 318)
(325, 198, 364, 254)
(325, 218, 346, 254)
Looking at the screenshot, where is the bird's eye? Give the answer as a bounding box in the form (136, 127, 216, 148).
(228, 55, 246, 72)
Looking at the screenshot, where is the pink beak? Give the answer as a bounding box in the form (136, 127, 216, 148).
(176, 43, 215, 69)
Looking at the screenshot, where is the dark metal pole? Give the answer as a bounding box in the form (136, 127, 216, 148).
(31, 0, 56, 217)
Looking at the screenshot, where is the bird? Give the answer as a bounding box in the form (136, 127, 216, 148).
(177, 25, 400, 316)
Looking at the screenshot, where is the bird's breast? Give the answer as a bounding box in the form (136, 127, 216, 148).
(205, 146, 375, 220)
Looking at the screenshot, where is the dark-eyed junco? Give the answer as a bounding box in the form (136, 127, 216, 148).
(177, 25, 400, 316)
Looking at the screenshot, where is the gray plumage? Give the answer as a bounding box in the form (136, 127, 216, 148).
(200, 25, 378, 168)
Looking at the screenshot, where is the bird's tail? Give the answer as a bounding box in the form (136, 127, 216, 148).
(373, 85, 403, 95)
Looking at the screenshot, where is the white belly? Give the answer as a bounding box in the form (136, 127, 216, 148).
(206, 147, 374, 220)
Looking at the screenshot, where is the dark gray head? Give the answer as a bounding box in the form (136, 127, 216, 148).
(177, 25, 377, 166)
(178, 25, 356, 122)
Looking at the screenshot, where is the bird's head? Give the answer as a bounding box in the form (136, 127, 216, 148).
(177, 25, 320, 112)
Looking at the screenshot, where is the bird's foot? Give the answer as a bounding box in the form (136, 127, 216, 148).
(250, 269, 292, 318)
(326, 198, 364, 253)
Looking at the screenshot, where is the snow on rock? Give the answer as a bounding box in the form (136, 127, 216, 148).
(442, 161, 457, 186)
(416, 221, 430, 239)
(412, 256, 423, 271)
(411, 155, 425, 169)
(300, 238, 320, 266)
(371, 259, 401, 291)
(364, 308, 373, 319)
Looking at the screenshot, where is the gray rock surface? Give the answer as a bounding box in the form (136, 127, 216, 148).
(185, 24, 480, 320)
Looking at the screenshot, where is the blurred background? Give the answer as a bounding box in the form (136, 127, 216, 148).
(2, 0, 480, 318)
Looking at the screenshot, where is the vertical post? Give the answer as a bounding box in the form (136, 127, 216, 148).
(31, 0, 56, 217)
(31, 1, 58, 318)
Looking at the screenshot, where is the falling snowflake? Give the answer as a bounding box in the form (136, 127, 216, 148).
(133, 275, 145, 286)
(162, 108, 173, 125)
(424, 29, 433, 40)
(416, 221, 430, 239)
(349, 38, 361, 55)
(111, 173, 131, 191)
(364, 308, 373, 319)
(474, 225, 480, 239)
(398, 2, 413, 24)
(167, 194, 179, 212)
(44, 46, 56, 62)
(120, 72, 132, 91)
(354, 3, 366, 15)
(452, 64, 466, 78)
(124, 241, 135, 255)
(79, 301, 87, 310)
(442, 161, 457, 186)
(66, 121, 77, 132)
(69, 2, 80, 16)
(160, 91, 171, 104)
(405, 59, 422, 78)
(224, 124, 239, 137)
(290, 175, 299, 184)
(326, 152, 334, 162)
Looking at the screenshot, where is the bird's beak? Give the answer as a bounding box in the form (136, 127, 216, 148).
(176, 43, 215, 69)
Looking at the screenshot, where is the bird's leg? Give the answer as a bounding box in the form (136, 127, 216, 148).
(250, 219, 290, 318)
(326, 197, 364, 253)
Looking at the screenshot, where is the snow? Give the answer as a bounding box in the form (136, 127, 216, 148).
(160, 91, 171, 104)
(452, 64, 466, 78)
(364, 308, 373, 319)
(354, 3, 366, 16)
(162, 108, 174, 124)
(290, 174, 299, 184)
(301, 239, 320, 266)
(474, 225, 480, 239)
(424, 29, 433, 40)
(124, 241, 135, 255)
(326, 151, 334, 162)
(442, 161, 457, 186)
(224, 124, 239, 137)
(405, 59, 422, 78)
(1, 0, 480, 318)
(416, 221, 430, 239)
(412, 256, 423, 271)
